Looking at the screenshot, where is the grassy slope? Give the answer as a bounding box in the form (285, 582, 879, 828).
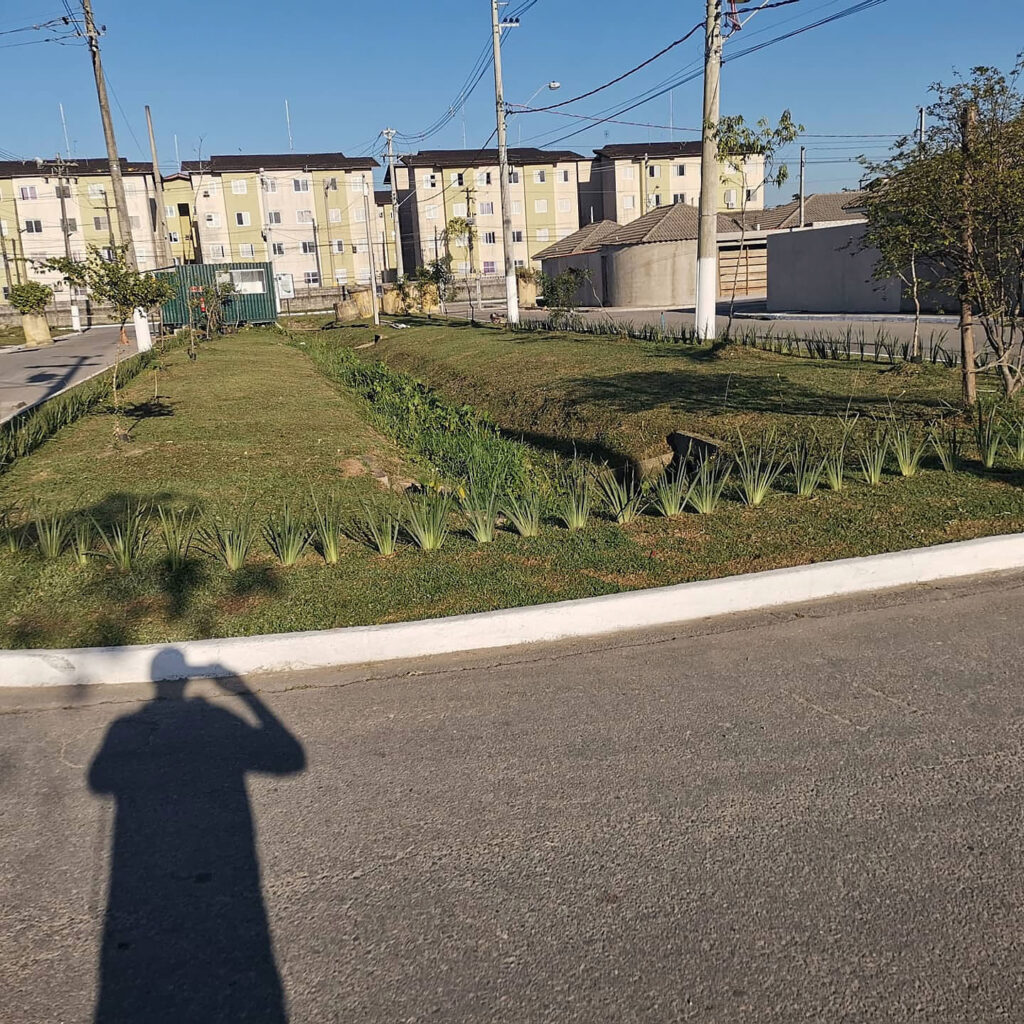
(2, 324, 1023, 650)
(333, 319, 962, 462)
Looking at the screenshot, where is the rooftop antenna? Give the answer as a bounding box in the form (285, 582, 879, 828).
(174, 133, 180, 172)
(285, 99, 294, 151)
(59, 103, 72, 158)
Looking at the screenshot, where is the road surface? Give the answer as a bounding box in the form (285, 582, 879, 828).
(2, 572, 1024, 1022)
(0, 324, 137, 423)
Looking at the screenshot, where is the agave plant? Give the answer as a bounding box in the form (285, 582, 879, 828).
(93, 503, 150, 572)
(929, 424, 961, 473)
(311, 494, 344, 564)
(789, 439, 824, 497)
(974, 402, 1002, 469)
(820, 437, 847, 492)
(734, 432, 784, 507)
(360, 501, 401, 556)
(70, 518, 93, 567)
(857, 428, 889, 486)
(264, 504, 311, 566)
(650, 467, 689, 518)
(554, 460, 593, 531)
(200, 509, 258, 570)
(1003, 410, 1024, 464)
(460, 476, 501, 544)
(502, 489, 542, 537)
(404, 490, 452, 551)
(686, 454, 731, 514)
(33, 509, 69, 560)
(0, 505, 26, 554)
(157, 506, 199, 570)
(890, 421, 927, 478)
(595, 468, 646, 524)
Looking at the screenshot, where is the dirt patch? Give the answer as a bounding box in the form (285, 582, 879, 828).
(339, 458, 367, 478)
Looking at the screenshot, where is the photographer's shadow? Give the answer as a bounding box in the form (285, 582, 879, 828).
(88, 649, 306, 1023)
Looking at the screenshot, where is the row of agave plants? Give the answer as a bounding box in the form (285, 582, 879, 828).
(2, 409, 1017, 569)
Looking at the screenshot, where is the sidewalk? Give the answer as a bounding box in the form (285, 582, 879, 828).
(0, 325, 138, 424)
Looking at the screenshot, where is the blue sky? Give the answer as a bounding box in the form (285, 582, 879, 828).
(1, 0, 1017, 204)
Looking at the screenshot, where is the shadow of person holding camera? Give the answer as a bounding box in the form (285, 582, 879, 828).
(88, 649, 306, 1023)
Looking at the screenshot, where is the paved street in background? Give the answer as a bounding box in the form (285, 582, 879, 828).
(0, 325, 137, 423)
(3, 572, 1024, 1021)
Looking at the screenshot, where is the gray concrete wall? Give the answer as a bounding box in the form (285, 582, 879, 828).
(606, 241, 697, 309)
(767, 223, 901, 314)
(540, 253, 606, 307)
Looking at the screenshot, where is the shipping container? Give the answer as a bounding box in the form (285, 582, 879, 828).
(158, 263, 278, 328)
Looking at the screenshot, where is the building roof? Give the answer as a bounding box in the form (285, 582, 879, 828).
(533, 220, 621, 261)
(760, 190, 866, 229)
(180, 152, 378, 173)
(401, 147, 586, 168)
(0, 157, 154, 177)
(593, 141, 703, 160)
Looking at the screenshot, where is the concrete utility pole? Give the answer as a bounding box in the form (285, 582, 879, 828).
(798, 146, 806, 228)
(48, 154, 76, 260)
(695, 0, 722, 341)
(959, 102, 978, 407)
(361, 174, 381, 326)
(491, 0, 520, 324)
(81, 0, 137, 269)
(0, 231, 13, 291)
(383, 128, 405, 280)
(145, 105, 173, 267)
(918, 106, 926, 149)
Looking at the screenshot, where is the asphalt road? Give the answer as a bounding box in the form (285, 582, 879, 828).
(3, 573, 1024, 1022)
(0, 325, 137, 423)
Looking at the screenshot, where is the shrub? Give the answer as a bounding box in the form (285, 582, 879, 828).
(650, 467, 689, 518)
(554, 460, 593, 531)
(200, 510, 258, 570)
(974, 403, 1002, 469)
(264, 504, 311, 566)
(890, 421, 926, 478)
(70, 519, 93, 566)
(8, 281, 53, 315)
(502, 489, 542, 537)
(857, 428, 889, 485)
(93, 503, 149, 571)
(789, 439, 824, 497)
(33, 510, 68, 559)
(930, 424, 961, 473)
(460, 477, 500, 544)
(735, 432, 784, 507)
(404, 491, 452, 551)
(157, 506, 198, 570)
(687, 455, 731, 514)
(311, 494, 345, 564)
(359, 501, 401, 556)
(596, 468, 646, 524)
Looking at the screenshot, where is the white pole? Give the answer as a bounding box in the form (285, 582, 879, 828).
(492, 0, 520, 324)
(695, 0, 722, 341)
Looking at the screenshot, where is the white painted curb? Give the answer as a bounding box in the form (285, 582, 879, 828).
(2, 532, 1022, 688)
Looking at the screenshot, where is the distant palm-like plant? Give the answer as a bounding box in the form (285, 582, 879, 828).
(686, 454, 731, 514)
(404, 490, 452, 551)
(789, 438, 824, 497)
(502, 489, 542, 537)
(157, 506, 198, 570)
(734, 432, 784, 507)
(857, 428, 889, 485)
(94, 502, 150, 571)
(890, 421, 927, 478)
(200, 509, 257, 570)
(460, 476, 500, 544)
(33, 509, 68, 559)
(650, 467, 689, 518)
(596, 468, 646, 524)
(821, 437, 847, 492)
(264, 504, 311, 566)
(359, 501, 401, 556)
(554, 460, 593, 531)
(311, 494, 344, 564)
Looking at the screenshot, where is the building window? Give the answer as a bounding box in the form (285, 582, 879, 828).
(272, 242, 285, 255)
(324, 177, 338, 191)
(332, 239, 345, 253)
(236, 211, 251, 226)
(177, 202, 190, 217)
(534, 199, 548, 213)
(352, 242, 364, 254)
(425, 204, 438, 220)
(164, 204, 176, 219)
(100, 247, 115, 261)
(0, 220, 7, 237)
(649, 165, 661, 178)
(268, 210, 282, 225)
(724, 188, 738, 209)
(452, 202, 467, 217)
(421, 174, 437, 190)
(673, 193, 687, 205)
(557, 198, 571, 213)
(623, 166, 635, 181)
(231, 179, 248, 195)
(456, 261, 470, 274)
(301, 240, 316, 254)
(228, 268, 267, 293)
(483, 261, 496, 275)
(649, 194, 662, 208)
(24, 220, 43, 233)
(304, 271, 320, 286)
(533, 170, 546, 184)
(334, 268, 348, 285)
(675, 164, 686, 177)
(451, 172, 464, 186)
(475, 171, 492, 186)
(479, 201, 494, 215)
(20, 186, 39, 201)
(93, 216, 109, 231)
(483, 231, 496, 245)
(293, 178, 311, 192)
(211, 244, 226, 258)
(168, 231, 180, 243)
(746, 188, 755, 203)
(262, 177, 278, 192)
(559, 169, 570, 183)
(509, 170, 520, 184)
(353, 207, 365, 223)
(205, 212, 220, 227)
(514, 259, 525, 268)
(536, 228, 549, 242)
(61, 218, 78, 233)
(511, 200, 522, 215)
(129, 215, 141, 229)
(296, 210, 313, 224)
(239, 243, 255, 258)
(329, 208, 342, 223)
(622, 195, 635, 210)
(87, 184, 105, 198)
(511, 230, 523, 243)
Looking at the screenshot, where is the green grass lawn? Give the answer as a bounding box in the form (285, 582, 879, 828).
(2, 322, 1023, 651)
(316, 317, 963, 463)
(0, 321, 73, 346)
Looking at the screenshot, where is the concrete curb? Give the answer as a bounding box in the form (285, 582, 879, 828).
(3, 532, 1023, 688)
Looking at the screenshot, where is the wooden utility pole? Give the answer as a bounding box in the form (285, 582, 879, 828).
(81, 0, 138, 269)
(959, 102, 978, 407)
(695, 0, 722, 341)
(361, 174, 381, 326)
(145, 105, 173, 267)
(491, 0, 520, 324)
(383, 128, 405, 280)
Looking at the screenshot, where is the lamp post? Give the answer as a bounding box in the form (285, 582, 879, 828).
(517, 82, 561, 146)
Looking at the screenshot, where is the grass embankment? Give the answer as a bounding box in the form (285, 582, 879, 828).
(2, 323, 1023, 650)
(320, 317, 962, 463)
(0, 322, 72, 346)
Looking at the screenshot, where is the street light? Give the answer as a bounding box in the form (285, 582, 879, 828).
(517, 81, 560, 145)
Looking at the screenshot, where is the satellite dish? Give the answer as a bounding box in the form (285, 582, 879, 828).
(34, 156, 44, 167)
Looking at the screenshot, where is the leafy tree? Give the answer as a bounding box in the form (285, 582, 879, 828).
(8, 281, 53, 316)
(542, 266, 592, 330)
(416, 258, 456, 315)
(861, 59, 1024, 403)
(716, 110, 802, 336)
